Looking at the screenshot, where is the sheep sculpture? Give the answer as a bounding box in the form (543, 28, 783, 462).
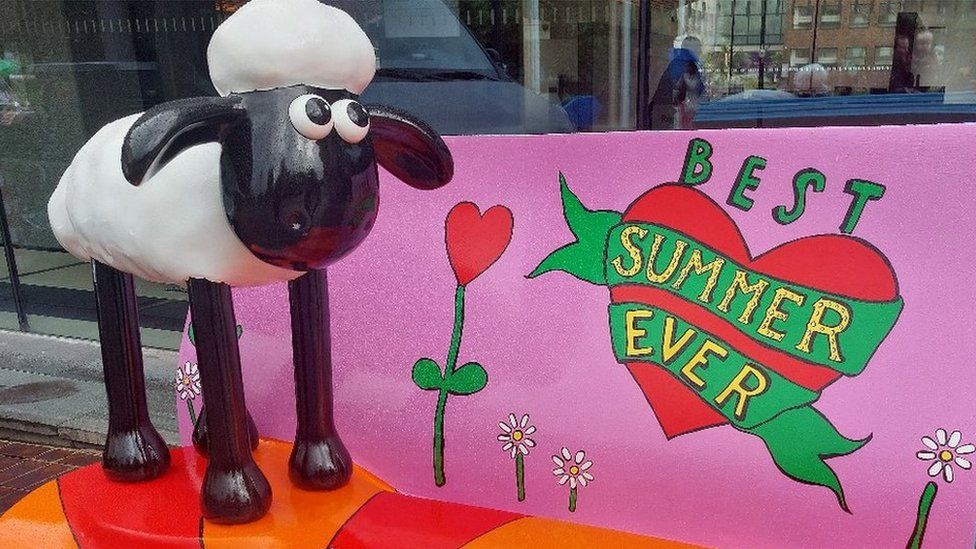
(47, 0, 453, 524)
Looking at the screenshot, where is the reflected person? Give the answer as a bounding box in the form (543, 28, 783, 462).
(648, 36, 706, 130)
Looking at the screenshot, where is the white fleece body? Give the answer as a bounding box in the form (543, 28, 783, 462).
(48, 114, 302, 286)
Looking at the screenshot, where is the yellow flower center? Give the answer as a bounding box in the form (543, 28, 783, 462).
(569, 465, 580, 475)
(939, 450, 954, 462)
(512, 430, 523, 441)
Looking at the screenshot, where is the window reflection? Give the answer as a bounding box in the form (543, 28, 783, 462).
(681, 0, 976, 128)
(879, 1, 899, 25)
(876, 45, 894, 65)
(820, 2, 842, 27)
(794, 2, 814, 28)
(850, 0, 872, 27)
(846, 46, 867, 67)
(817, 47, 838, 67)
(0, 0, 974, 345)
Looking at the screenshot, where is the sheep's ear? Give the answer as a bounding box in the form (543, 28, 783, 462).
(122, 96, 244, 185)
(366, 104, 453, 190)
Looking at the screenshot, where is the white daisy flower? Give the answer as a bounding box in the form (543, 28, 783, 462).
(916, 428, 973, 483)
(498, 413, 536, 458)
(175, 361, 202, 401)
(551, 447, 594, 489)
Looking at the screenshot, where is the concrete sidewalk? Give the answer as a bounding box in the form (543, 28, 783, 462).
(0, 330, 179, 448)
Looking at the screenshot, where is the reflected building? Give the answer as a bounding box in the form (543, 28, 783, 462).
(686, 0, 788, 96)
(675, 0, 975, 96)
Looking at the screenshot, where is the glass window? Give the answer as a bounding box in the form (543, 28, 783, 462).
(791, 48, 812, 66)
(724, 0, 785, 45)
(817, 47, 839, 66)
(0, 0, 638, 348)
(0, 0, 975, 350)
(793, 3, 813, 29)
(875, 45, 894, 66)
(846, 47, 867, 67)
(691, 0, 975, 125)
(902, 0, 921, 11)
(879, 1, 900, 25)
(820, 2, 842, 28)
(850, 0, 872, 27)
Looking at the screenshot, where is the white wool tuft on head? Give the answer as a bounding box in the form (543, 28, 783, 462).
(207, 0, 377, 96)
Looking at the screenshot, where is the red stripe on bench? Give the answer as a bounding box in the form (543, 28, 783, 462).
(59, 449, 205, 548)
(328, 492, 522, 549)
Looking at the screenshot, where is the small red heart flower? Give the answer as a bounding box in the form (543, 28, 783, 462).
(445, 202, 514, 286)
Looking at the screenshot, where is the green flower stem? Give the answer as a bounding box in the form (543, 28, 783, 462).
(433, 284, 466, 487)
(569, 486, 578, 512)
(515, 452, 525, 501)
(185, 398, 197, 426)
(444, 285, 465, 373)
(908, 481, 938, 549)
(432, 389, 449, 486)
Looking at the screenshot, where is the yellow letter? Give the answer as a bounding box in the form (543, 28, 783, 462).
(611, 225, 648, 277)
(757, 287, 806, 342)
(796, 298, 851, 362)
(625, 309, 654, 357)
(662, 316, 697, 364)
(715, 364, 769, 421)
(646, 234, 688, 284)
(679, 339, 728, 389)
(671, 248, 726, 303)
(717, 270, 770, 324)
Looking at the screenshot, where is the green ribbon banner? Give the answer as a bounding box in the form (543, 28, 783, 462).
(609, 302, 870, 511)
(605, 223, 903, 376)
(529, 176, 901, 512)
(609, 302, 818, 429)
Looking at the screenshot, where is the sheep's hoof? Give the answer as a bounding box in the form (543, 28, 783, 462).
(102, 425, 171, 482)
(201, 459, 272, 524)
(288, 435, 352, 490)
(192, 407, 260, 455)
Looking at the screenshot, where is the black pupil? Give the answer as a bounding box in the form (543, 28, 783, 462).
(305, 97, 331, 125)
(347, 102, 369, 127)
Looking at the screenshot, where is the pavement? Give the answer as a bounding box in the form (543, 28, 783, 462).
(0, 440, 100, 514)
(0, 329, 180, 517)
(0, 239, 184, 516)
(0, 329, 179, 449)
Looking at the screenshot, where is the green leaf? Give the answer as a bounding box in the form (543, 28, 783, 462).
(560, 172, 621, 238)
(412, 358, 444, 390)
(747, 407, 871, 513)
(445, 362, 488, 395)
(527, 173, 621, 285)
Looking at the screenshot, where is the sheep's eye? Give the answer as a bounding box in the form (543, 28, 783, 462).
(289, 94, 333, 140)
(332, 99, 369, 144)
(305, 98, 331, 125)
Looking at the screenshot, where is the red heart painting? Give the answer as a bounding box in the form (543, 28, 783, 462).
(446, 202, 514, 286)
(613, 185, 898, 439)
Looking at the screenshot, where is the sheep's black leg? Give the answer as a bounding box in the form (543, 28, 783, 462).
(191, 405, 259, 455)
(187, 278, 271, 523)
(92, 260, 170, 481)
(287, 269, 352, 490)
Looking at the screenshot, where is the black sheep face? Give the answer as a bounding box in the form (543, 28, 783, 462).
(121, 87, 452, 277)
(221, 86, 379, 271)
